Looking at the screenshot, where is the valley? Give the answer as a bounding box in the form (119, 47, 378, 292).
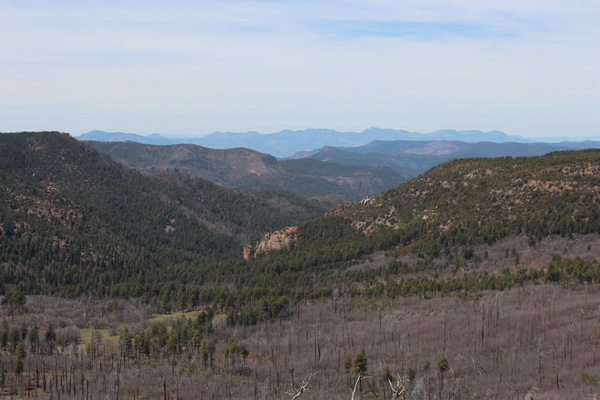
(1, 131, 600, 398)
(6, 0, 599, 398)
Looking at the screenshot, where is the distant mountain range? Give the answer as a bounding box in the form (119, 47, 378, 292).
(80, 130, 600, 190)
(78, 128, 532, 158)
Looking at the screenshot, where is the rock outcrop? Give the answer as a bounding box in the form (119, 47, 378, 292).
(243, 244, 253, 261)
(245, 226, 299, 258)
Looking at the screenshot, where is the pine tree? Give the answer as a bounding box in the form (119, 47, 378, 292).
(437, 356, 450, 398)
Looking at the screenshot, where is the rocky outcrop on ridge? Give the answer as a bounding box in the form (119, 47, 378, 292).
(244, 226, 299, 259)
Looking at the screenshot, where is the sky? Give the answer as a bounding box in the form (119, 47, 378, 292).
(1, 0, 599, 138)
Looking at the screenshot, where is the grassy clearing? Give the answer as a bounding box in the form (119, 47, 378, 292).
(78, 328, 120, 345)
(148, 310, 204, 324)
(75, 311, 225, 346)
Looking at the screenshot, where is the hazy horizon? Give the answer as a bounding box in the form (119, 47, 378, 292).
(77, 127, 600, 143)
(2, 1, 599, 138)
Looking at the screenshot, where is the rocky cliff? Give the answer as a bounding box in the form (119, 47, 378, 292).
(244, 226, 299, 259)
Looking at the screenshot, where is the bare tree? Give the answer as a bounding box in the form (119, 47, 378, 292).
(285, 372, 316, 400)
(350, 374, 364, 400)
(389, 377, 406, 400)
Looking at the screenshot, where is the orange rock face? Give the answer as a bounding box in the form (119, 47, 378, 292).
(243, 244, 254, 260)
(250, 226, 298, 256)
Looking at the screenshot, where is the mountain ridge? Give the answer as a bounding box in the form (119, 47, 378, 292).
(328, 149, 600, 250)
(245, 149, 600, 284)
(86, 141, 406, 202)
(299, 139, 600, 178)
(78, 128, 530, 158)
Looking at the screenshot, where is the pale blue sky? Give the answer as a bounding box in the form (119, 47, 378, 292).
(1, 0, 599, 138)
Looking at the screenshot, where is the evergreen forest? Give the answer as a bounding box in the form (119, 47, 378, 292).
(2, 131, 600, 398)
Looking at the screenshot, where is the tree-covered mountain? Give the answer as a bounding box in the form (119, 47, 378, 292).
(199, 149, 600, 305)
(0, 132, 324, 295)
(300, 145, 443, 178)
(347, 138, 599, 156)
(295, 149, 600, 261)
(300, 139, 600, 178)
(86, 140, 405, 202)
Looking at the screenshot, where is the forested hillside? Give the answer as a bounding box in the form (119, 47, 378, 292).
(0, 132, 324, 296)
(239, 150, 600, 284)
(338, 150, 600, 254)
(86, 140, 405, 202)
(303, 139, 600, 177)
(4, 136, 600, 302)
(92, 149, 600, 315)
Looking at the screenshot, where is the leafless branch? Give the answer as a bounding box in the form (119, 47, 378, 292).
(350, 374, 372, 400)
(286, 372, 316, 400)
(389, 378, 406, 400)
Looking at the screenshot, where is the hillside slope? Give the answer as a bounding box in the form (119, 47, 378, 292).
(0, 132, 324, 295)
(86, 141, 405, 201)
(225, 150, 600, 305)
(302, 140, 600, 178)
(316, 150, 600, 260)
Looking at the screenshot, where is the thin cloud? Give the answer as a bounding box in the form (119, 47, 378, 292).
(310, 20, 520, 40)
(0, 0, 598, 137)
